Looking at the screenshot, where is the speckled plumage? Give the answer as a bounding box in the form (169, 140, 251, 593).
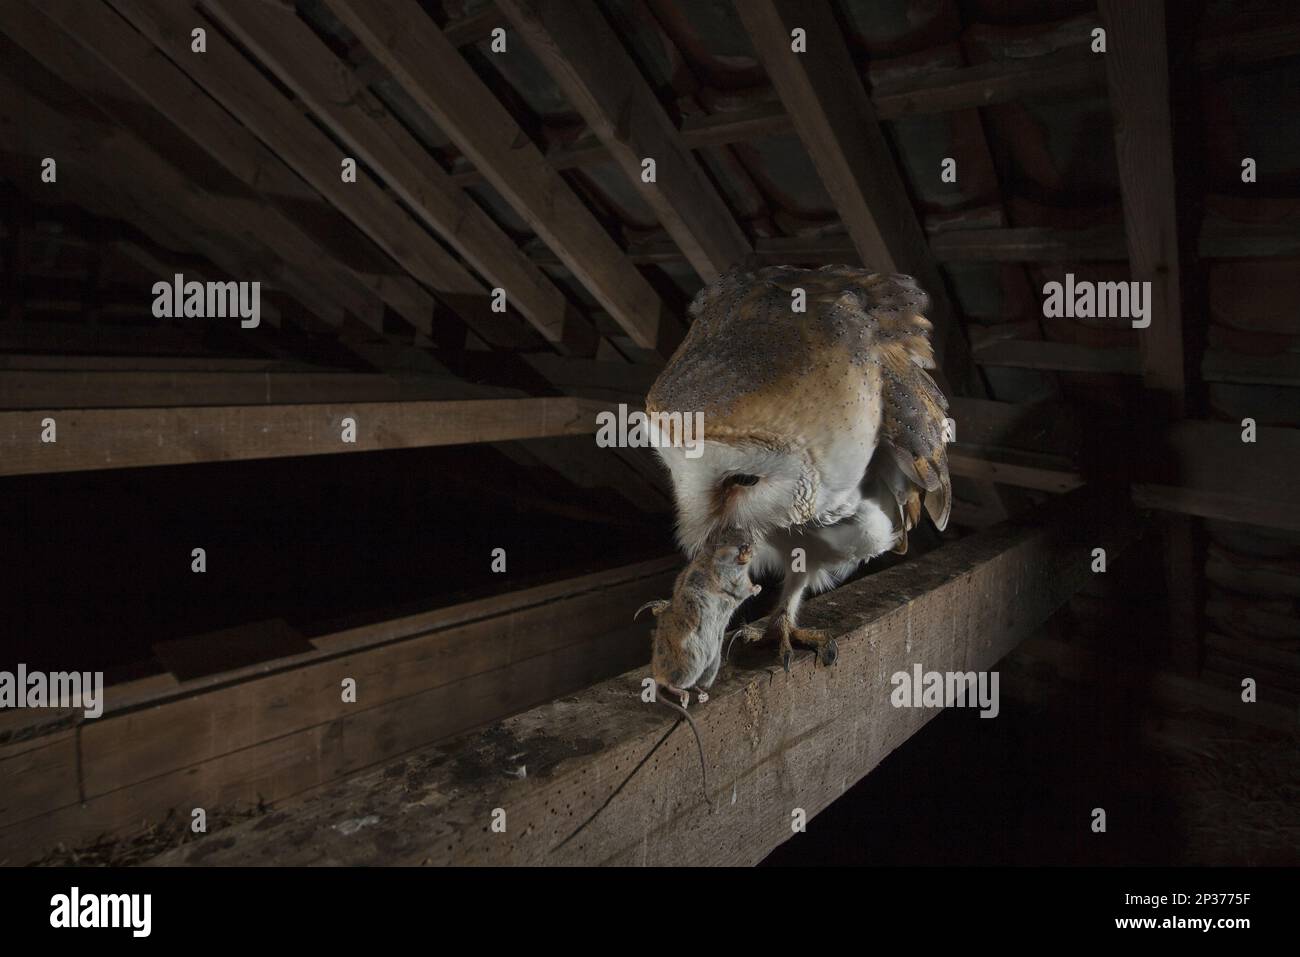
(645, 264, 952, 666)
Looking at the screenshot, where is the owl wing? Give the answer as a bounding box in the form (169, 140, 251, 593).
(861, 274, 952, 551)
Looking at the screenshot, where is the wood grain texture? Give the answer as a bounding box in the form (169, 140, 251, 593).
(0, 558, 678, 863)
(0, 396, 610, 475)
(147, 490, 1136, 865)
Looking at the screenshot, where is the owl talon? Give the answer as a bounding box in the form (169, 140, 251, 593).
(819, 638, 839, 667)
(781, 649, 794, 674)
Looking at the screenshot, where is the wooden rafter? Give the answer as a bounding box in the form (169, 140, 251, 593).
(322, 0, 676, 355)
(0, 36, 346, 332)
(19, 0, 425, 334)
(202, 0, 599, 356)
(103, 0, 536, 350)
(497, 0, 751, 282)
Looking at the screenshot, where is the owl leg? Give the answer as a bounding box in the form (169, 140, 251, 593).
(767, 572, 838, 672)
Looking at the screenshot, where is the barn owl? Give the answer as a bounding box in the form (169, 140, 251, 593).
(645, 265, 952, 670)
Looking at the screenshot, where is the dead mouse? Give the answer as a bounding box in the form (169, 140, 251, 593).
(554, 534, 761, 850)
(636, 532, 762, 709)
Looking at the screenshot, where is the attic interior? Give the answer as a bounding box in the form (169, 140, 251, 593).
(0, 0, 1297, 868)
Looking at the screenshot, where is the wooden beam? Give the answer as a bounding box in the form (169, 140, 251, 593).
(527, 222, 1299, 269)
(0, 557, 678, 864)
(498, 0, 751, 282)
(202, 0, 596, 356)
(1101, 0, 1186, 414)
(104, 0, 534, 350)
(0, 396, 610, 476)
(0, 44, 345, 331)
(323, 0, 674, 354)
(0, 369, 514, 409)
(146, 490, 1136, 865)
(973, 340, 1141, 376)
(930, 226, 1128, 263)
(19, 0, 407, 332)
(947, 448, 1084, 494)
(1134, 421, 1300, 533)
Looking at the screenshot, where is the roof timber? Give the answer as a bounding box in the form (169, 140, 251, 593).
(1101, 0, 1188, 416)
(19, 0, 419, 334)
(440, 13, 1300, 190)
(0, 396, 611, 477)
(147, 489, 1136, 866)
(203, 0, 599, 357)
(735, 0, 978, 396)
(322, 0, 677, 356)
(497, 0, 751, 283)
(103, 0, 535, 350)
(1101, 0, 1198, 673)
(0, 40, 347, 332)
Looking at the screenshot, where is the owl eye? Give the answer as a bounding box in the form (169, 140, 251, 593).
(723, 473, 761, 488)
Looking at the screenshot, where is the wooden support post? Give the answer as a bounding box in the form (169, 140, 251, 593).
(1101, 0, 1199, 674)
(147, 489, 1137, 866)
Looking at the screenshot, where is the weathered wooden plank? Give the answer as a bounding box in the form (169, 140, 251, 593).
(498, 0, 750, 282)
(930, 225, 1128, 263)
(974, 340, 1141, 375)
(0, 396, 609, 475)
(323, 0, 672, 354)
(1133, 421, 1300, 532)
(947, 448, 1084, 493)
(0, 558, 678, 863)
(147, 490, 1135, 866)
(1101, 0, 1186, 412)
(0, 369, 510, 409)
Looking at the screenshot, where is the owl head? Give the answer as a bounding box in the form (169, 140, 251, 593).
(651, 437, 816, 558)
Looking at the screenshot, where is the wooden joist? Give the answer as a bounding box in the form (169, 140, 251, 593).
(323, 0, 674, 355)
(0, 557, 679, 864)
(498, 0, 751, 283)
(527, 222, 1300, 270)
(0, 396, 610, 476)
(1134, 421, 1300, 533)
(147, 489, 1135, 865)
(0, 369, 513, 409)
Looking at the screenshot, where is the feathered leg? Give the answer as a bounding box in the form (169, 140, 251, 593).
(742, 570, 838, 672)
